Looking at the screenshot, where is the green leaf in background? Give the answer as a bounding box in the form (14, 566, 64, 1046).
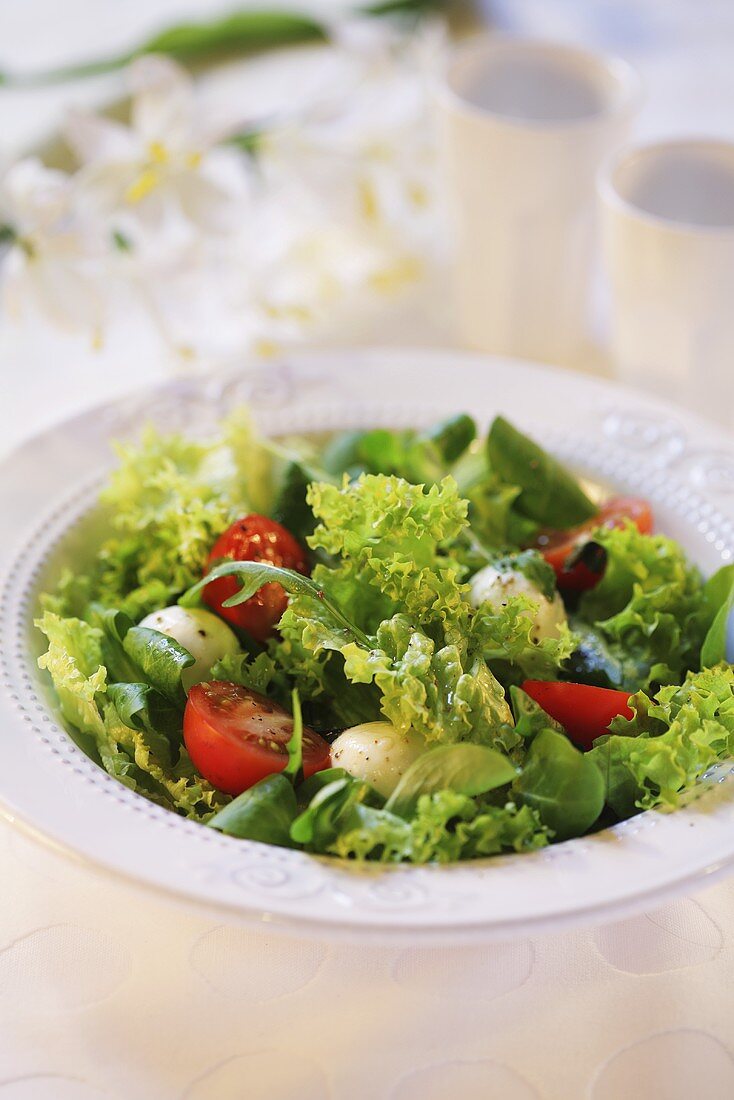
(385, 743, 517, 818)
(417, 413, 477, 465)
(208, 773, 298, 845)
(487, 416, 596, 529)
(513, 728, 605, 840)
(122, 626, 194, 705)
(318, 415, 476, 487)
(700, 564, 734, 667)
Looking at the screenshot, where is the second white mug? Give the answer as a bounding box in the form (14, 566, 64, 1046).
(601, 138, 734, 430)
(437, 35, 641, 366)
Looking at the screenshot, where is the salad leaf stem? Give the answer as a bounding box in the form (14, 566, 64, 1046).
(283, 689, 304, 785)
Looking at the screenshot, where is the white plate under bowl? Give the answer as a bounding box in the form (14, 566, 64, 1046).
(2, 347, 734, 945)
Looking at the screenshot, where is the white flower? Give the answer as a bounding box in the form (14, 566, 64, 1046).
(65, 55, 249, 234)
(258, 19, 447, 266)
(0, 158, 104, 332)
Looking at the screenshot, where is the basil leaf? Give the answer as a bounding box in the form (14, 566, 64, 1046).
(487, 416, 596, 528)
(700, 565, 734, 667)
(208, 774, 297, 846)
(122, 626, 194, 705)
(180, 561, 372, 647)
(107, 682, 182, 741)
(385, 743, 517, 819)
(513, 728, 605, 840)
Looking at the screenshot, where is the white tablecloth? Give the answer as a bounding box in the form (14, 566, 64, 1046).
(1, 3, 734, 1098)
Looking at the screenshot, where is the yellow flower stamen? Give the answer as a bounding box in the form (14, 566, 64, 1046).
(254, 339, 280, 359)
(369, 256, 423, 294)
(148, 141, 169, 165)
(408, 182, 428, 208)
(186, 151, 202, 170)
(359, 178, 379, 224)
(125, 168, 160, 204)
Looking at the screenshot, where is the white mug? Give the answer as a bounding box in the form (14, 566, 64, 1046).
(437, 35, 641, 366)
(600, 139, 734, 431)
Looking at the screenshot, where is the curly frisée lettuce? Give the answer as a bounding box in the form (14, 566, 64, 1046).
(589, 665, 734, 816)
(34, 407, 734, 864)
(571, 523, 707, 691)
(36, 610, 227, 817)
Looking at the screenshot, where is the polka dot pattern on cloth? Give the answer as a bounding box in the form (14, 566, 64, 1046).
(189, 926, 327, 1001)
(591, 1030, 734, 1100)
(390, 1060, 539, 1100)
(0, 1077, 106, 1099)
(0, 925, 131, 1014)
(391, 941, 534, 1000)
(183, 1052, 329, 1100)
(592, 899, 724, 974)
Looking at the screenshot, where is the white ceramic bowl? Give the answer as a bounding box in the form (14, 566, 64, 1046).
(1, 348, 734, 944)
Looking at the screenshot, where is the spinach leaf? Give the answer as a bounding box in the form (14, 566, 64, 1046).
(416, 414, 477, 464)
(181, 560, 372, 647)
(487, 416, 596, 529)
(290, 776, 377, 848)
(513, 728, 605, 840)
(700, 564, 734, 667)
(208, 774, 298, 846)
(90, 605, 140, 683)
(296, 767, 350, 806)
(385, 743, 516, 819)
(107, 682, 183, 741)
(122, 626, 194, 705)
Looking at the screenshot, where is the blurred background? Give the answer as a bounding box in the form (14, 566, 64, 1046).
(1, 0, 734, 455)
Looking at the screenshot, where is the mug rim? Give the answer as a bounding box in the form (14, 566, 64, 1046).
(437, 33, 643, 136)
(599, 136, 734, 238)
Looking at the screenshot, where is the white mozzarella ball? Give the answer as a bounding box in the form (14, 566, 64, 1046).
(330, 721, 426, 799)
(139, 606, 240, 692)
(469, 565, 566, 642)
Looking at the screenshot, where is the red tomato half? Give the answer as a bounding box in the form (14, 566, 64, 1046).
(522, 679, 634, 751)
(203, 515, 308, 643)
(184, 681, 331, 795)
(534, 496, 653, 592)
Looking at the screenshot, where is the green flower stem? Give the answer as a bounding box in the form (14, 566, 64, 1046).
(0, 1, 446, 88)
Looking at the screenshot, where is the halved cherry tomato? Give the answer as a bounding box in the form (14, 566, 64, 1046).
(534, 496, 654, 592)
(203, 515, 308, 643)
(522, 679, 634, 751)
(184, 681, 331, 795)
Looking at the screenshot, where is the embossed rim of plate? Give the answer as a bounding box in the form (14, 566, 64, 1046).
(1, 347, 734, 945)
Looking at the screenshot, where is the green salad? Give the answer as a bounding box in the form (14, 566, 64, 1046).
(37, 408, 734, 863)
